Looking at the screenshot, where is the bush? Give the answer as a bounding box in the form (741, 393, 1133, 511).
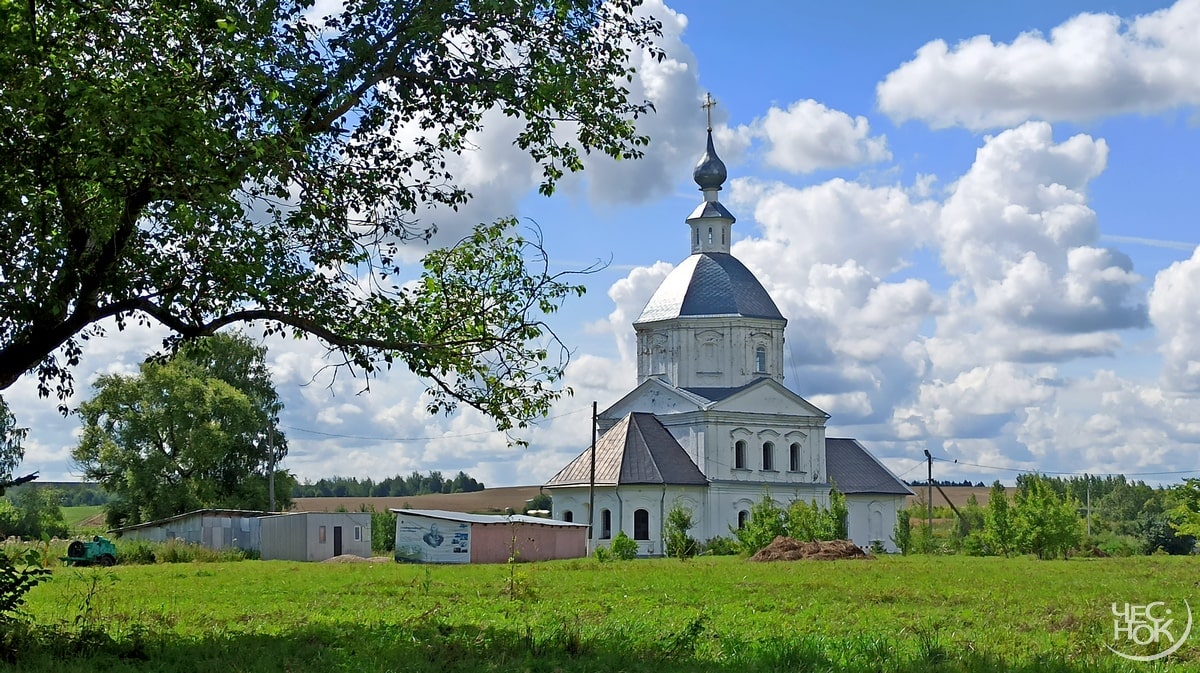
(609, 531, 638, 560)
(116, 540, 157, 565)
(664, 502, 698, 559)
(700, 536, 739, 556)
(0, 547, 49, 622)
(371, 509, 397, 554)
(893, 508, 912, 555)
(732, 493, 785, 555)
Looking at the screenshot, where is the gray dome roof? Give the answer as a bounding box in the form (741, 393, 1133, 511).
(636, 253, 785, 323)
(693, 130, 727, 190)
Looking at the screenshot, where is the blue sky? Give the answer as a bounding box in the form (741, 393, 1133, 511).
(11, 0, 1200, 488)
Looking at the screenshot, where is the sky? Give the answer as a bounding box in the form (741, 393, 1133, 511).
(10, 0, 1200, 489)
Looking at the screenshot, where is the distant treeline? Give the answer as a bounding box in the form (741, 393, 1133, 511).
(291, 470, 484, 498)
(907, 479, 986, 487)
(5, 481, 112, 506)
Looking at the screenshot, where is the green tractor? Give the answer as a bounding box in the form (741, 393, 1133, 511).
(62, 535, 117, 567)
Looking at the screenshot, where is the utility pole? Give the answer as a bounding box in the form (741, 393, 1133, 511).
(924, 449, 933, 534)
(268, 424, 276, 512)
(588, 401, 597, 551)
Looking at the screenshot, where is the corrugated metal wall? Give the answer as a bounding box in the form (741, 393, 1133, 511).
(118, 513, 261, 552)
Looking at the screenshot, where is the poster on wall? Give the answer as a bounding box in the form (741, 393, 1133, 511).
(394, 514, 471, 563)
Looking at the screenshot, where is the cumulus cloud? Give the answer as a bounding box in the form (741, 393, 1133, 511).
(754, 100, 891, 173)
(1149, 246, 1200, 392)
(877, 0, 1200, 130)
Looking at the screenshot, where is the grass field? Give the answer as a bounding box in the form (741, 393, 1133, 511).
(4, 554, 1195, 672)
(60, 506, 105, 531)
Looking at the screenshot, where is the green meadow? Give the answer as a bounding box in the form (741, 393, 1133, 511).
(3, 555, 1196, 672)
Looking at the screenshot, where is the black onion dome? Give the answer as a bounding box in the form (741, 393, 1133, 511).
(692, 130, 727, 190)
(636, 253, 784, 324)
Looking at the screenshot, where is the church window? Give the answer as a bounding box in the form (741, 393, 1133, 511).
(694, 228, 699, 246)
(762, 442, 775, 471)
(789, 443, 801, 472)
(755, 345, 767, 373)
(600, 509, 611, 539)
(563, 510, 573, 523)
(721, 227, 726, 245)
(633, 509, 650, 540)
(708, 227, 713, 244)
(737, 510, 749, 529)
(734, 441, 746, 469)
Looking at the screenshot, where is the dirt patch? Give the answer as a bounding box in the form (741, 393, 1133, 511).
(322, 555, 393, 564)
(749, 536, 870, 561)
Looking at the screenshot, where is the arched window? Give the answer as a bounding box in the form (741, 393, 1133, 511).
(600, 509, 611, 539)
(694, 228, 699, 246)
(734, 440, 746, 469)
(762, 442, 774, 470)
(755, 345, 767, 373)
(721, 227, 726, 244)
(633, 509, 650, 540)
(790, 442, 801, 472)
(737, 510, 750, 529)
(563, 510, 573, 523)
(707, 227, 713, 244)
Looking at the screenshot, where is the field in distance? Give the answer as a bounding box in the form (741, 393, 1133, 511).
(291, 484, 543, 514)
(8, 554, 1197, 672)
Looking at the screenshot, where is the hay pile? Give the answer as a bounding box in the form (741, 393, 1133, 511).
(322, 554, 393, 563)
(749, 536, 870, 561)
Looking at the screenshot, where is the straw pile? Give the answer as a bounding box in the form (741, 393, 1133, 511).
(749, 536, 870, 561)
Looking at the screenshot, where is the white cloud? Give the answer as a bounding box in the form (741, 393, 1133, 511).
(1149, 246, 1200, 392)
(878, 0, 1200, 130)
(755, 100, 891, 173)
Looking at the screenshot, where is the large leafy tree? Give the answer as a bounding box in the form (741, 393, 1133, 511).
(0, 398, 33, 493)
(73, 333, 293, 527)
(0, 0, 661, 429)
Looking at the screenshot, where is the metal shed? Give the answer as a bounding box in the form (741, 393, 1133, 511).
(109, 509, 265, 552)
(259, 511, 372, 561)
(392, 509, 588, 564)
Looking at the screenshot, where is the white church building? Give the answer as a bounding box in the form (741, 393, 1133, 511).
(545, 127, 912, 554)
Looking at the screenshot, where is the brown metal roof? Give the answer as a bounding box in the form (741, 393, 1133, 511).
(545, 413, 708, 487)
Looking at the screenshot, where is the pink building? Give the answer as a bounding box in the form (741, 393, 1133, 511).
(392, 508, 588, 564)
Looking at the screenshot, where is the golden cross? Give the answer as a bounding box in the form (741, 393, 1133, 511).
(702, 92, 716, 131)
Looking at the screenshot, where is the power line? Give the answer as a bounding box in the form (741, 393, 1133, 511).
(930, 456, 1198, 478)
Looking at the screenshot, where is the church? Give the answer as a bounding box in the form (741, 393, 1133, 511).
(544, 122, 912, 554)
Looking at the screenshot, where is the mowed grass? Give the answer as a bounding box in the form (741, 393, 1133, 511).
(60, 505, 105, 530)
(4, 554, 1196, 672)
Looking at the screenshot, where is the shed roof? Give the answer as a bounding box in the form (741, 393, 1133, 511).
(109, 508, 270, 534)
(825, 438, 914, 496)
(390, 508, 589, 527)
(544, 412, 708, 487)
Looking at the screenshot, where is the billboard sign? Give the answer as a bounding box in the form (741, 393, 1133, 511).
(395, 514, 471, 563)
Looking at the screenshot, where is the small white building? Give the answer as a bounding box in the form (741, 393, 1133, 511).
(259, 512, 372, 561)
(109, 509, 265, 552)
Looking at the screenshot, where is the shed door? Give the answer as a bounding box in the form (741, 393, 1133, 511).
(333, 526, 343, 557)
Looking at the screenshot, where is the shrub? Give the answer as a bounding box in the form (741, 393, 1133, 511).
(610, 531, 638, 560)
(371, 509, 397, 554)
(893, 508, 912, 555)
(700, 536, 739, 556)
(117, 540, 157, 565)
(664, 502, 698, 559)
(732, 493, 785, 555)
(0, 547, 48, 622)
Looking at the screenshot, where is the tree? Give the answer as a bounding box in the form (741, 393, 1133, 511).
(664, 501, 698, 559)
(1169, 478, 1200, 539)
(73, 333, 292, 527)
(0, 0, 662, 432)
(1011, 474, 1083, 560)
(0, 397, 34, 493)
(983, 481, 1013, 556)
(732, 493, 785, 555)
(892, 508, 912, 555)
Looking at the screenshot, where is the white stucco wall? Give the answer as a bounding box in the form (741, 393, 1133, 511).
(845, 495, 905, 553)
